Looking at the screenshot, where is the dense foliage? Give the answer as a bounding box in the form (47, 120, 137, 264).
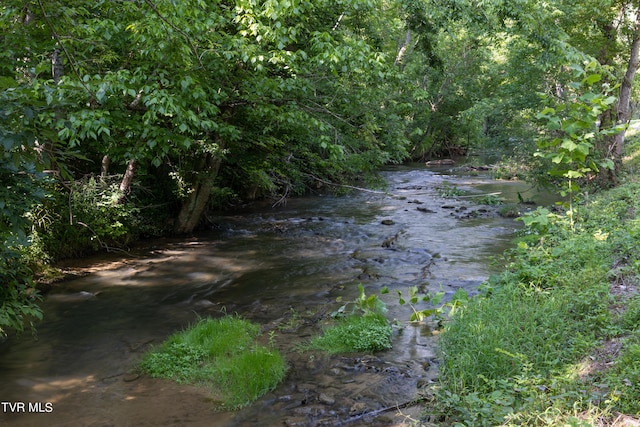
(1, 0, 415, 333)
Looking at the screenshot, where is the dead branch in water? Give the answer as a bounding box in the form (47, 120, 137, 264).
(301, 173, 391, 196)
(336, 396, 431, 426)
(455, 192, 502, 198)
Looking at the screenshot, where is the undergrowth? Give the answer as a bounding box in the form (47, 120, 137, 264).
(139, 316, 287, 409)
(430, 176, 640, 425)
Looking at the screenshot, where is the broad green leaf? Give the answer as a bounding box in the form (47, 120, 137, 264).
(583, 74, 601, 85)
(564, 170, 584, 179)
(560, 139, 578, 151)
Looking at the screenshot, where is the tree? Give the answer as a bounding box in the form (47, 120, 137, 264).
(1, 0, 413, 249)
(611, 6, 640, 167)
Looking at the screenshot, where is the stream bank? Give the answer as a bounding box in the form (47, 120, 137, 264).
(0, 165, 543, 426)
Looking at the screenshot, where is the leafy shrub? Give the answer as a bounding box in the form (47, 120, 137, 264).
(0, 156, 46, 335)
(0, 246, 42, 336)
(34, 177, 173, 260)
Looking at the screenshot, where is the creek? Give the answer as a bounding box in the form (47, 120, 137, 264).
(0, 164, 545, 426)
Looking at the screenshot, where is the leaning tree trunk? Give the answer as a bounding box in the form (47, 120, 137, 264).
(116, 159, 138, 204)
(174, 152, 223, 234)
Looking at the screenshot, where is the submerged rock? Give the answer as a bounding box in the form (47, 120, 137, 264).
(349, 402, 368, 416)
(318, 393, 336, 406)
(417, 207, 436, 213)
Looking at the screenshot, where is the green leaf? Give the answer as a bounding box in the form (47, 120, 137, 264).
(432, 291, 445, 305)
(600, 159, 615, 170)
(583, 74, 601, 85)
(564, 170, 584, 179)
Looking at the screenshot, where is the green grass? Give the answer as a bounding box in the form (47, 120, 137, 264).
(308, 313, 392, 354)
(430, 175, 640, 426)
(139, 316, 287, 409)
(306, 284, 393, 354)
(435, 182, 469, 198)
(476, 193, 504, 205)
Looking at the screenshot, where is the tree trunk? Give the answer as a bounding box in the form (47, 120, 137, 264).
(117, 159, 137, 203)
(101, 155, 110, 181)
(52, 48, 64, 84)
(612, 9, 640, 163)
(395, 29, 412, 67)
(173, 152, 223, 234)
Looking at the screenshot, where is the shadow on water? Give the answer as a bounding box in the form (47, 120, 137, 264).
(0, 165, 538, 426)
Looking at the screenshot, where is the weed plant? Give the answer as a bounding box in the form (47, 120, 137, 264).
(435, 182, 468, 198)
(139, 316, 286, 409)
(309, 313, 392, 353)
(308, 284, 393, 353)
(431, 176, 640, 425)
(476, 193, 504, 205)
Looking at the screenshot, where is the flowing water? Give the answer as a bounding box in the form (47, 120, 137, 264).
(0, 165, 545, 426)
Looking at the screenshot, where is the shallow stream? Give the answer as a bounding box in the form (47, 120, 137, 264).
(0, 165, 546, 426)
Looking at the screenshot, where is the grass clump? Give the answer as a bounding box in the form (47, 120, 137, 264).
(309, 313, 392, 353)
(435, 182, 469, 198)
(139, 316, 286, 409)
(476, 193, 504, 205)
(307, 284, 393, 354)
(429, 178, 640, 426)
